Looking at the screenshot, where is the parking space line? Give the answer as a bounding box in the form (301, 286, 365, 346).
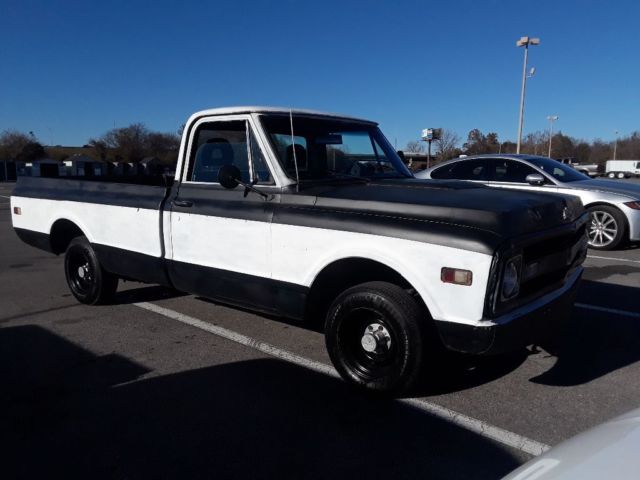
(576, 303, 640, 319)
(0, 195, 10, 199)
(587, 255, 640, 264)
(134, 301, 551, 457)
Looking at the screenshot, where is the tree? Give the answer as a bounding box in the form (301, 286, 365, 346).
(0, 130, 32, 160)
(404, 140, 426, 153)
(87, 138, 108, 161)
(434, 129, 460, 161)
(18, 142, 46, 162)
(463, 129, 499, 155)
(101, 123, 149, 163)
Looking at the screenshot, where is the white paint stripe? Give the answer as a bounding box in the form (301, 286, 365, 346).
(587, 255, 640, 265)
(575, 303, 640, 319)
(0, 195, 10, 199)
(134, 301, 337, 377)
(134, 301, 550, 456)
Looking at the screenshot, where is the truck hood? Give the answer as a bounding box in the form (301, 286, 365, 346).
(294, 179, 584, 252)
(569, 179, 640, 200)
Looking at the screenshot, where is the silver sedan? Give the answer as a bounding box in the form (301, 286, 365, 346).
(415, 154, 640, 250)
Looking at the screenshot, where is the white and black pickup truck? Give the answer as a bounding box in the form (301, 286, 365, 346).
(11, 107, 588, 394)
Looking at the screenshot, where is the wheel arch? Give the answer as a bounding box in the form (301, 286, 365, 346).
(584, 202, 630, 241)
(304, 256, 433, 328)
(49, 218, 88, 254)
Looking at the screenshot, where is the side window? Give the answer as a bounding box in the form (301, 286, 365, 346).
(188, 120, 250, 183)
(491, 160, 538, 183)
(431, 159, 488, 180)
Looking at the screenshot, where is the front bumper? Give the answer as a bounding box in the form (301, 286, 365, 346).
(435, 266, 582, 355)
(624, 205, 640, 241)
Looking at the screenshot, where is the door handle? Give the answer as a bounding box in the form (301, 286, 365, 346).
(172, 199, 194, 208)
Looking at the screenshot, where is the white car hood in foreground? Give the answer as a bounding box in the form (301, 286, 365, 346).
(570, 179, 640, 199)
(504, 408, 640, 479)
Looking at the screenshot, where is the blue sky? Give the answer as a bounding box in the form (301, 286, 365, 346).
(1, 0, 638, 148)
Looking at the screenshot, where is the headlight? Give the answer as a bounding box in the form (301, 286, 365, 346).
(501, 256, 522, 300)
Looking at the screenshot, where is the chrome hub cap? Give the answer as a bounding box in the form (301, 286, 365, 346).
(588, 211, 617, 247)
(360, 323, 392, 353)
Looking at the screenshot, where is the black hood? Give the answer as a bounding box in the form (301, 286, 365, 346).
(277, 179, 585, 254)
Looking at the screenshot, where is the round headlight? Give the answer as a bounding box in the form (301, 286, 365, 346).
(502, 260, 520, 299)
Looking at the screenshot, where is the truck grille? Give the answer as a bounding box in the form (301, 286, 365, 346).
(487, 214, 588, 317)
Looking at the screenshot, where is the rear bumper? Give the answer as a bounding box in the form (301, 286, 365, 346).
(435, 266, 582, 355)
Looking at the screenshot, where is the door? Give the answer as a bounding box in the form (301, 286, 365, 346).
(486, 158, 558, 194)
(168, 116, 279, 311)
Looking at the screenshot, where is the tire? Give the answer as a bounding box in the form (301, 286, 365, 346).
(325, 281, 426, 395)
(617, 172, 626, 179)
(64, 236, 118, 305)
(587, 205, 626, 250)
(607, 172, 616, 179)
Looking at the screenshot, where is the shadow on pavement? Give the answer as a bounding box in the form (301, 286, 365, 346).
(531, 279, 640, 386)
(114, 284, 187, 304)
(0, 325, 523, 479)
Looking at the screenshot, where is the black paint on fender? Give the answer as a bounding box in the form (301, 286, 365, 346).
(14, 228, 53, 253)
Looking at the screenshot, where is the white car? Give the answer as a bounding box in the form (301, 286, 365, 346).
(416, 154, 640, 250)
(503, 407, 640, 479)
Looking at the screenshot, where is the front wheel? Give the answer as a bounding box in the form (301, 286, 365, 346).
(587, 206, 626, 250)
(64, 236, 118, 304)
(325, 281, 426, 395)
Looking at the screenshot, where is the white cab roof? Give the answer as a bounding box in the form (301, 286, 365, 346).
(188, 106, 377, 124)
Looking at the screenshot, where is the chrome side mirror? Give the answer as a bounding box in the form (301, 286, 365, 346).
(526, 173, 545, 186)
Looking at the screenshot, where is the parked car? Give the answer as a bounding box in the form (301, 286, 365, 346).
(416, 154, 640, 250)
(11, 107, 588, 394)
(503, 407, 640, 479)
(557, 157, 600, 177)
(605, 159, 640, 179)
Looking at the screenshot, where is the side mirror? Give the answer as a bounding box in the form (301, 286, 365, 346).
(218, 164, 241, 189)
(526, 173, 545, 186)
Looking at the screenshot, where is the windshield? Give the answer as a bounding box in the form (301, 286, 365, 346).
(528, 157, 590, 183)
(260, 114, 412, 182)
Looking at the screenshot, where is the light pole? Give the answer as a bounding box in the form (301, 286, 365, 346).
(613, 130, 619, 160)
(547, 115, 558, 158)
(516, 36, 540, 154)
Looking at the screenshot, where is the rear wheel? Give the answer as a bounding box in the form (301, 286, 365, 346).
(617, 172, 626, 179)
(587, 205, 626, 250)
(64, 236, 118, 304)
(607, 172, 616, 179)
(325, 281, 426, 395)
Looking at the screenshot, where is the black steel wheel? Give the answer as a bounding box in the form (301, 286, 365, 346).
(64, 236, 118, 305)
(325, 281, 426, 395)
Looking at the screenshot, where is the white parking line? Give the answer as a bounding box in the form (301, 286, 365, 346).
(576, 303, 640, 319)
(0, 195, 10, 199)
(587, 255, 640, 265)
(134, 301, 551, 457)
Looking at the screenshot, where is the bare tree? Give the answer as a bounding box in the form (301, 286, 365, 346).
(435, 129, 460, 161)
(0, 130, 33, 160)
(404, 140, 426, 153)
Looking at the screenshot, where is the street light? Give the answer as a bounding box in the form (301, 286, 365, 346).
(516, 36, 540, 154)
(547, 115, 559, 158)
(613, 130, 619, 160)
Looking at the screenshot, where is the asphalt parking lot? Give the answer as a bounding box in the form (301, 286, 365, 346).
(1, 180, 639, 479)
